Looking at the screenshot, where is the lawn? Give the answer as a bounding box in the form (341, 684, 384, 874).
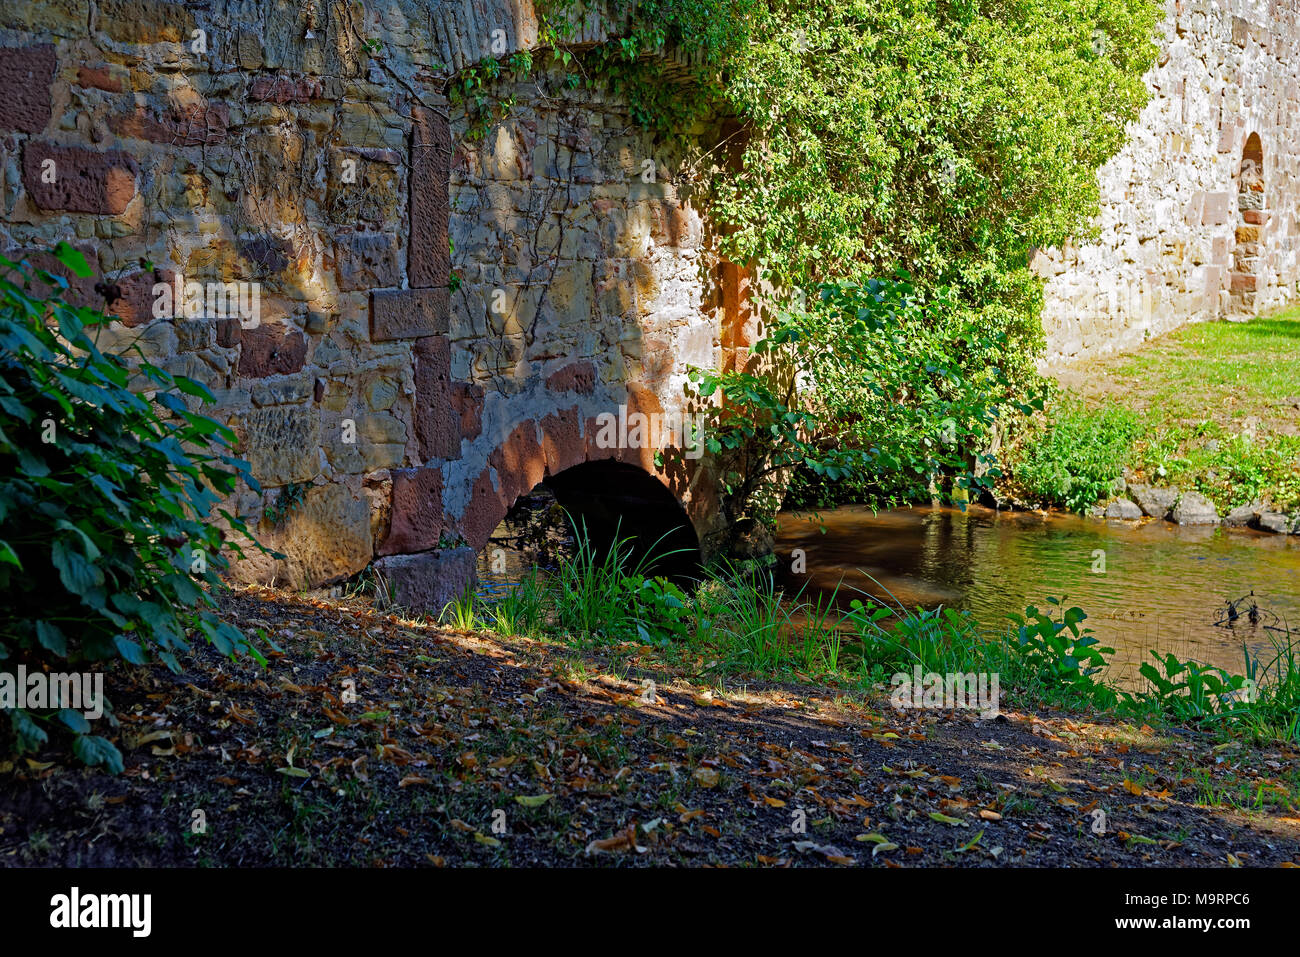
(1052, 306, 1300, 512)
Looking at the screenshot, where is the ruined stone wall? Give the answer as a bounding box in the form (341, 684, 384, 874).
(0, 0, 728, 593)
(1037, 0, 1300, 366)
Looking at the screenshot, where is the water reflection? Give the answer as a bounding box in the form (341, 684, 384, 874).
(776, 505, 1300, 683)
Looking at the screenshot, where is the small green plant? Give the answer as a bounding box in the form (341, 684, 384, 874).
(1006, 600, 1119, 707)
(439, 591, 481, 631)
(263, 482, 309, 527)
(1012, 399, 1140, 511)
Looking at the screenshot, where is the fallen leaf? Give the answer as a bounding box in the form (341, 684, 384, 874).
(693, 767, 720, 788)
(515, 794, 554, 808)
(929, 811, 966, 826)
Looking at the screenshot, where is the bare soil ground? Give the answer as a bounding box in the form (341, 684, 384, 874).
(3, 586, 1299, 867)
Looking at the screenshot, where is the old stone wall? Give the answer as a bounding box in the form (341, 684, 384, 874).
(1037, 0, 1300, 366)
(0, 0, 731, 591)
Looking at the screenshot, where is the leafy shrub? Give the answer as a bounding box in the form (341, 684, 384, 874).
(0, 246, 262, 770)
(1011, 399, 1139, 511)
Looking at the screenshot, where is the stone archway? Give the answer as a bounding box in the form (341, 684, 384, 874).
(370, 384, 721, 612)
(1228, 132, 1265, 315)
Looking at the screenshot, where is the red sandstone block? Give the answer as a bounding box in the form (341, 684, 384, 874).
(545, 361, 596, 395)
(412, 335, 460, 461)
(106, 267, 178, 327)
(0, 45, 55, 133)
(370, 287, 448, 341)
(1229, 272, 1256, 292)
(452, 381, 484, 442)
(409, 105, 451, 288)
(76, 65, 123, 93)
(380, 466, 445, 555)
(237, 323, 307, 377)
(489, 421, 546, 508)
(22, 142, 139, 215)
(373, 547, 476, 611)
(457, 467, 505, 552)
(541, 407, 583, 475)
(108, 103, 229, 146)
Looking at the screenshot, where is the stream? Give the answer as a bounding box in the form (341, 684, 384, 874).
(775, 505, 1300, 684)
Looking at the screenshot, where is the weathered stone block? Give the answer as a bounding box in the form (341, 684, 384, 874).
(546, 361, 597, 394)
(109, 103, 230, 146)
(238, 405, 320, 486)
(75, 64, 125, 93)
(248, 75, 323, 103)
(409, 105, 452, 288)
(370, 287, 448, 341)
(238, 323, 308, 378)
(0, 45, 55, 134)
(230, 480, 373, 589)
(373, 547, 477, 614)
(412, 335, 460, 461)
(1253, 511, 1289, 534)
(102, 267, 177, 327)
(22, 142, 138, 214)
(452, 381, 484, 442)
(1128, 484, 1178, 519)
(1171, 491, 1219, 525)
(379, 466, 445, 555)
(1201, 191, 1232, 226)
(96, 0, 196, 44)
(1104, 498, 1143, 520)
(336, 232, 401, 291)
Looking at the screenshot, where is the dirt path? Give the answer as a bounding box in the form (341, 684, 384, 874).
(3, 587, 1298, 867)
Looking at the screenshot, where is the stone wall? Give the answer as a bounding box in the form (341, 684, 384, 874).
(0, 0, 733, 592)
(1037, 0, 1300, 366)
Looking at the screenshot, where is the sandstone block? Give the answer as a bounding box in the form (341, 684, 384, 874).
(238, 323, 308, 378)
(371, 287, 449, 341)
(374, 547, 477, 614)
(379, 466, 445, 555)
(22, 142, 138, 214)
(409, 105, 452, 288)
(238, 405, 320, 486)
(0, 45, 55, 134)
(231, 480, 373, 588)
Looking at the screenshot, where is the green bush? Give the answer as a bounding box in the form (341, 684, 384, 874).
(0, 246, 263, 770)
(1012, 399, 1139, 511)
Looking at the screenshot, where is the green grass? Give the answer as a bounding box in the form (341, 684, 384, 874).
(470, 517, 1300, 745)
(1052, 305, 1300, 513)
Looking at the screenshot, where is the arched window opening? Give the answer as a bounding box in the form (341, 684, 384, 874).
(1229, 132, 1265, 316)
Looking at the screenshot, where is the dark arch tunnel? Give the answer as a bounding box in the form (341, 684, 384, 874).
(485, 461, 702, 584)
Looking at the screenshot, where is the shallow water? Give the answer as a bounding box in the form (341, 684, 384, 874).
(775, 505, 1300, 684)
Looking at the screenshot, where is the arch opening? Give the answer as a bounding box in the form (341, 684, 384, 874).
(1230, 132, 1265, 315)
(477, 461, 702, 592)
